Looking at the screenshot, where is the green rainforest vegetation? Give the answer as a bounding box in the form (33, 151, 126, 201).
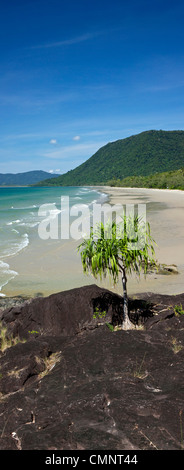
(34, 130, 184, 189)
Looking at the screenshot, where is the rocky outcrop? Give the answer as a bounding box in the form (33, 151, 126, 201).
(158, 264, 179, 275)
(0, 285, 184, 450)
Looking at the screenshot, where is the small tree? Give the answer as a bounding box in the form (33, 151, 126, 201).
(78, 214, 157, 330)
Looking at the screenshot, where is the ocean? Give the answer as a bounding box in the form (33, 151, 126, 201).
(0, 186, 107, 297)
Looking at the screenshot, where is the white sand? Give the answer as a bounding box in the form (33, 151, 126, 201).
(2, 186, 184, 297)
(95, 186, 184, 295)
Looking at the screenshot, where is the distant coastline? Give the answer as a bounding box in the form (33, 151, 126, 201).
(1, 183, 184, 191)
(0, 185, 29, 188)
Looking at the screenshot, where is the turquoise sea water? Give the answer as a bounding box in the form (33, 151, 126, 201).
(0, 186, 107, 295)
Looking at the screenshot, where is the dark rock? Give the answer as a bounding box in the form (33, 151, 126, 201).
(0, 339, 50, 394)
(0, 285, 125, 339)
(0, 285, 184, 450)
(0, 295, 31, 314)
(159, 264, 179, 275)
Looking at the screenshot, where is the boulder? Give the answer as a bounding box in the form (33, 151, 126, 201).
(0, 285, 184, 451)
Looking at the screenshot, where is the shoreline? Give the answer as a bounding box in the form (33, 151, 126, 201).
(1, 184, 184, 192)
(95, 184, 184, 196)
(1, 185, 184, 299)
(0, 187, 106, 298)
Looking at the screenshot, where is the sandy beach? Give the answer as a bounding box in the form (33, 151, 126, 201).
(97, 186, 184, 295)
(2, 186, 184, 298)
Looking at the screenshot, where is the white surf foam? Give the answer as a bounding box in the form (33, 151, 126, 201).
(0, 260, 18, 294)
(1, 233, 29, 258)
(6, 219, 21, 226)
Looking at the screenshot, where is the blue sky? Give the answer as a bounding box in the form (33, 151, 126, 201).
(0, 0, 184, 174)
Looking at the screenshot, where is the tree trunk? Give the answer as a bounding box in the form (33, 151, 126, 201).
(121, 267, 134, 330)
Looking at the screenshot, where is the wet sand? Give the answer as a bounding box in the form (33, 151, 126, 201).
(2, 186, 184, 298)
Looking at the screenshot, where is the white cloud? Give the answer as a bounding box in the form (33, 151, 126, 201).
(49, 168, 60, 173)
(49, 139, 57, 144)
(43, 141, 106, 160)
(0, 91, 77, 110)
(72, 135, 80, 141)
(30, 32, 103, 50)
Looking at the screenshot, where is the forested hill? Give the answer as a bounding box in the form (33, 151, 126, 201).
(35, 130, 184, 186)
(0, 170, 60, 186)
